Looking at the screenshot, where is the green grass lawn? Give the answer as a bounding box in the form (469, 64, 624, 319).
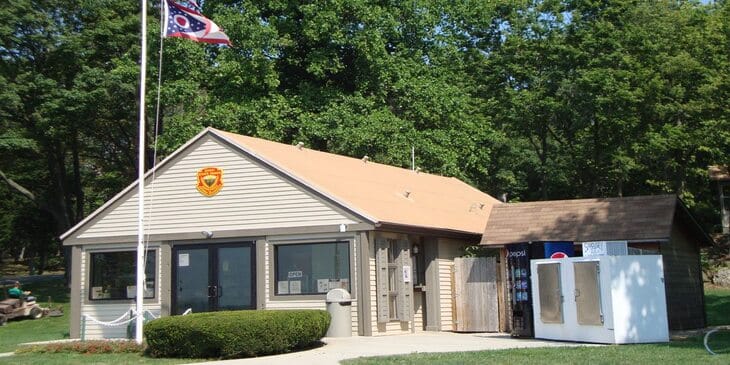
(705, 286, 730, 327)
(0, 276, 70, 353)
(341, 334, 730, 365)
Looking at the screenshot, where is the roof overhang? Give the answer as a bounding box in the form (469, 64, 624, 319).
(480, 195, 713, 248)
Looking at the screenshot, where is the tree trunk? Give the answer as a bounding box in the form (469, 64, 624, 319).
(72, 129, 84, 221)
(540, 127, 549, 200)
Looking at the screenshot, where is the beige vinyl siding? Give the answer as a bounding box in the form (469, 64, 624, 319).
(438, 259, 455, 331)
(79, 245, 162, 339)
(436, 238, 469, 331)
(413, 292, 424, 331)
(264, 237, 360, 336)
(73, 136, 356, 240)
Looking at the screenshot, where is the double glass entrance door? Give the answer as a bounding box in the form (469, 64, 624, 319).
(173, 243, 255, 314)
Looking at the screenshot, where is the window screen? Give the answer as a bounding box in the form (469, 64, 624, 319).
(89, 250, 156, 300)
(275, 242, 350, 295)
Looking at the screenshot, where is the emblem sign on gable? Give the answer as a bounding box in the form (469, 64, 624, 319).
(196, 167, 223, 197)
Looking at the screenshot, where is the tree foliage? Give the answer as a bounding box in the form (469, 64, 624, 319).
(1, 0, 729, 271)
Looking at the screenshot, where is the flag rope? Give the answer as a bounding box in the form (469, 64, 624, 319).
(141, 0, 168, 276)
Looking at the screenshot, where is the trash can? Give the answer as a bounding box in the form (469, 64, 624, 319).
(325, 288, 352, 337)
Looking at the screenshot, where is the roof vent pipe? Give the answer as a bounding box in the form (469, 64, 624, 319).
(362, 156, 370, 163)
(296, 142, 305, 150)
(500, 193, 508, 202)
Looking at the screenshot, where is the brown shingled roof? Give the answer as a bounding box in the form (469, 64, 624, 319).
(480, 195, 685, 245)
(214, 129, 500, 235)
(709, 165, 730, 181)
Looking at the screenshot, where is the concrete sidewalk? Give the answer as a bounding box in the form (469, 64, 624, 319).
(188, 332, 585, 365)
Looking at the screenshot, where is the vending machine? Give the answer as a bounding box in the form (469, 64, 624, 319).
(506, 243, 543, 337)
(506, 241, 574, 337)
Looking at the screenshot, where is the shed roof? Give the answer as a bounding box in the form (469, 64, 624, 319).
(214, 129, 499, 235)
(709, 165, 730, 182)
(480, 195, 712, 246)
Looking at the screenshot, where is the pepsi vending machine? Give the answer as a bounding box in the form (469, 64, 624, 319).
(506, 243, 542, 337)
(506, 242, 574, 337)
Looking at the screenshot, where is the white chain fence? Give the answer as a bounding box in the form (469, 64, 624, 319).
(80, 307, 168, 340)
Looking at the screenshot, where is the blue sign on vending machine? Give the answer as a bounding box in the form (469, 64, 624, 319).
(544, 241, 574, 259)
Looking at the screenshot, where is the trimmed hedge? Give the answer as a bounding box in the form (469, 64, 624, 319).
(144, 309, 330, 359)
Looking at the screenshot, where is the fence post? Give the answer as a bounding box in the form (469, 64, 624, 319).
(80, 315, 86, 341)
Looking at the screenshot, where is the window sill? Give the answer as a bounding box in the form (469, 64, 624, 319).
(85, 298, 158, 305)
(270, 293, 356, 302)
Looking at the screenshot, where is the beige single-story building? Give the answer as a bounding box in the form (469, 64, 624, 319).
(61, 128, 500, 339)
(61, 128, 714, 340)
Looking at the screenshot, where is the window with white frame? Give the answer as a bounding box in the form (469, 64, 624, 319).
(274, 242, 350, 295)
(89, 250, 156, 300)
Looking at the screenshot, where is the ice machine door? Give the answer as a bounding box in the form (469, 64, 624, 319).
(537, 263, 563, 323)
(573, 261, 603, 326)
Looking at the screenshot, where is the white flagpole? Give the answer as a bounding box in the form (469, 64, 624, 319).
(136, 0, 148, 345)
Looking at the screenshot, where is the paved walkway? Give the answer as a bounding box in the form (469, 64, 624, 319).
(188, 332, 585, 365)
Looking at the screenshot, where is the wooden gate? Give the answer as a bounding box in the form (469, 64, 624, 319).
(453, 257, 498, 332)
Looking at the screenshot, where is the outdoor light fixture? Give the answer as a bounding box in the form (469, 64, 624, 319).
(201, 230, 214, 239)
(412, 244, 420, 255)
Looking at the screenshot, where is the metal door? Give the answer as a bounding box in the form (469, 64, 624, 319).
(173, 243, 255, 314)
(574, 261, 603, 325)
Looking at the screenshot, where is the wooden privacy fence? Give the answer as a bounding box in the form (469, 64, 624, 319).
(453, 257, 499, 332)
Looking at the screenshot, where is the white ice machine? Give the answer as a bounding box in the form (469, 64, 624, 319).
(530, 255, 669, 344)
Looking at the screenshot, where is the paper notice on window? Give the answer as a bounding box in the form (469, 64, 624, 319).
(127, 285, 136, 298)
(289, 280, 301, 294)
(178, 253, 189, 267)
(402, 265, 411, 283)
(278, 281, 289, 294)
(317, 279, 329, 293)
(288, 271, 302, 278)
(91, 287, 104, 299)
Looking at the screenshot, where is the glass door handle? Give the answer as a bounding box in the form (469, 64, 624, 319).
(207, 286, 218, 298)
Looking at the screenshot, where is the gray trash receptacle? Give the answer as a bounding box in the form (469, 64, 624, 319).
(325, 288, 352, 337)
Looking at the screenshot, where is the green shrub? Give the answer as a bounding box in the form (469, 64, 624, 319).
(144, 309, 330, 359)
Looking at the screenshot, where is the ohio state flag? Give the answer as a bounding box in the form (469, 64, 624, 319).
(163, 0, 231, 45)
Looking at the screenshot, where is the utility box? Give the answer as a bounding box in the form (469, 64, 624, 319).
(325, 288, 352, 337)
(530, 255, 669, 344)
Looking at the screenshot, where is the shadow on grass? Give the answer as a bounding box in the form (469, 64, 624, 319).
(705, 288, 730, 327)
